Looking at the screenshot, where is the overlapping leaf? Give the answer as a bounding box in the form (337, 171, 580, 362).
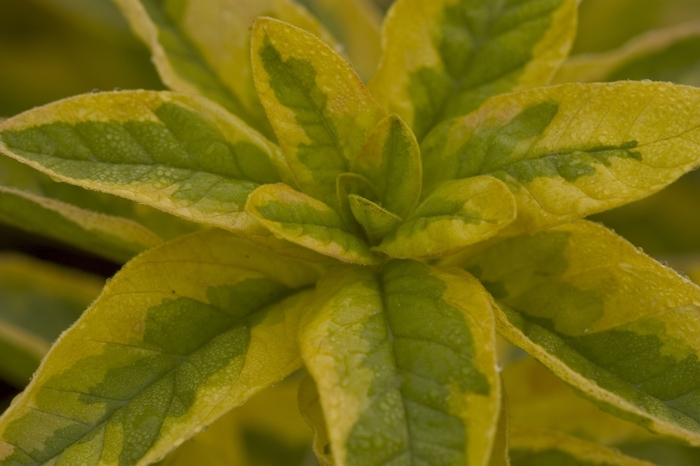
(369, 0, 579, 139)
(246, 183, 377, 264)
(376, 176, 516, 258)
(162, 377, 312, 465)
(462, 220, 700, 445)
(0, 255, 102, 387)
(251, 17, 385, 208)
(555, 21, 700, 86)
(113, 0, 340, 138)
(298, 374, 334, 466)
(300, 261, 500, 466)
(422, 81, 700, 236)
(0, 91, 333, 261)
(0, 230, 320, 465)
(293, 0, 383, 81)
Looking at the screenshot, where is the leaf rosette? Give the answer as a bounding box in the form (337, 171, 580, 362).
(1, 0, 700, 465)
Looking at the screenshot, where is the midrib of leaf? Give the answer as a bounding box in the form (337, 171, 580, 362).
(139, 0, 273, 139)
(16, 295, 294, 466)
(268, 30, 348, 175)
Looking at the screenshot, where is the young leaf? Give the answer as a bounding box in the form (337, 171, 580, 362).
(298, 374, 334, 466)
(422, 81, 700, 236)
(369, 0, 579, 139)
(246, 183, 377, 265)
(162, 377, 312, 465)
(251, 17, 385, 208)
(336, 172, 377, 227)
(352, 113, 422, 219)
(0, 255, 102, 387)
(0, 91, 295, 242)
(509, 428, 655, 466)
(0, 186, 162, 263)
(348, 194, 401, 245)
(293, 0, 383, 81)
(376, 176, 516, 259)
(554, 21, 700, 86)
(300, 261, 500, 466)
(462, 220, 700, 445)
(0, 230, 320, 465)
(113, 0, 339, 138)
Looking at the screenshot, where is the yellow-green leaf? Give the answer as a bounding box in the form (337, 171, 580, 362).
(509, 428, 655, 466)
(162, 376, 313, 465)
(555, 21, 700, 86)
(0, 91, 301, 246)
(0, 254, 102, 388)
(113, 0, 339, 138)
(489, 386, 510, 466)
(336, 172, 377, 227)
(298, 374, 334, 466)
(369, 0, 578, 140)
(246, 183, 377, 265)
(251, 17, 385, 208)
(376, 176, 516, 259)
(352, 113, 422, 219)
(462, 220, 700, 445)
(293, 0, 383, 82)
(422, 81, 700, 237)
(348, 194, 401, 245)
(300, 261, 500, 466)
(0, 230, 320, 465)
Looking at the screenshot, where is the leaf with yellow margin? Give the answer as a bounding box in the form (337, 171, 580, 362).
(376, 176, 516, 259)
(251, 17, 385, 208)
(0, 230, 319, 465)
(113, 0, 340, 138)
(0, 254, 102, 388)
(462, 220, 700, 446)
(246, 183, 377, 264)
(422, 81, 700, 237)
(162, 376, 313, 465)
(293, 0, 383, 81)
(369, 0, 579, 140)
(300, 261, 500, 466)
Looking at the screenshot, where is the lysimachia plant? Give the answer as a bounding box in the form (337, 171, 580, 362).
(3, 0, 700, 465)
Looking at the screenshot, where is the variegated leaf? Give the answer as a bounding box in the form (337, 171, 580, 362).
(462, 220, 700, 445)
(162, 376, 312, 465)
(251, 17, 385, 208)
(0, 91, 330, 262)
(293, 0, 383, 81)
(376, 176, 516, 259)
(300, 261, 500, 466)
(369, 0, 579, 140)
(0, 255, 102, 387)
(0, 230, 319, 465)
(113, 0, 340, 138)
(509, 428, 655, 466)
(555, 21, 700, 86)
(422, 81, 700, 237)
(352, 113, 422, 220)
(348, 195, 401, 245)
(246, 183, 377, 265)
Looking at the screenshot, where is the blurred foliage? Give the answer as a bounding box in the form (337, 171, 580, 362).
(0, 0, 162, 117)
